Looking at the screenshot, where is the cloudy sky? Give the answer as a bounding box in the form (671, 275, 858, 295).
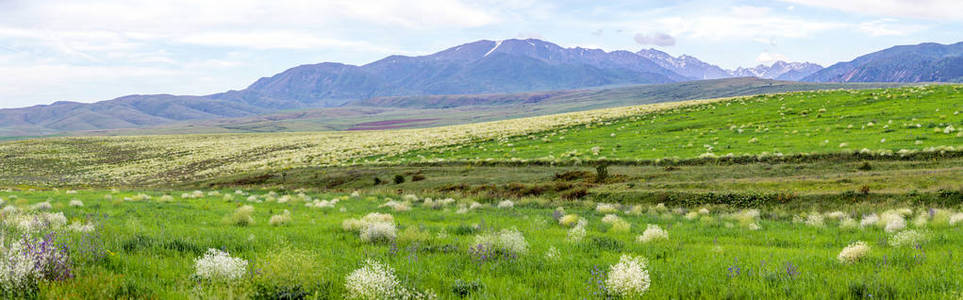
(0, 0, 961, 108)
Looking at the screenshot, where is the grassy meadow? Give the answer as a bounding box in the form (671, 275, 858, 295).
(1, 189, 961, 299)
(383, 85, 963, 163)
(2, 84, 963, 299)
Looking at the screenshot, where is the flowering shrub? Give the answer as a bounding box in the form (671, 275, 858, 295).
(360, 221, 397, 243)
(950, 213, 963, 226)
(269, 210, 292, 226)
(637, 224, 668, 243)
(595, 203, 618, 214)
(559, 214, 580, 227)
(473, 228, 528, 255)
(860, 214, 879, 228)
(344, 213, 397, 243)
(889, 230, 927, 247)
(0, 234, 73, 292)
(380, 200, 410, 212)
(226, 205, 255, 226)
(602, 214, 630, 233)
(344, 260, 435, 299)
(497, 200, 514, 209)
(804, 213, 824, 227)
(837, 241, 870, 263)
(309, 198, 339, 209)
(68, 200, 83, 207)
(839, 218, 858, 230)
(31, 201, 52, 211)
(567, 219, 587, 242)
(6, 212, 68, 232)
(880, 211, 907, 232)
(193, 248, 248, 282)
(605, 255, 650, 297)
(422, 198, 455, 209)
(68, 222, 96, 233)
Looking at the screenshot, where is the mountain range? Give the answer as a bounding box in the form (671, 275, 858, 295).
(802, 42, 963, 82)
(0, 39, 960, 136)
(636, 49, 822, 80)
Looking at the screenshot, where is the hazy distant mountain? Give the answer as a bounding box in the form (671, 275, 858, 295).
(638, 49, 822, 81)
(804, 42, 963, 82)
(730, 61, 823, 81)
(0, 95, 268, 135)
(637, 49, 732, 79)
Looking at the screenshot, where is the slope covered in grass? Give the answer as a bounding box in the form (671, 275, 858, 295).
(383, 85, 963, 164)
(1, 85, 959, 186)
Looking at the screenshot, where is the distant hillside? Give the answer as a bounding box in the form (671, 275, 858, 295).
(0, 95, 268, 136)
(103, 78, 904, 136)
(804, 42, 963, 82)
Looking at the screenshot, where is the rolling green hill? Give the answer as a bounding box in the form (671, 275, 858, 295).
(380, 84, 963, 164)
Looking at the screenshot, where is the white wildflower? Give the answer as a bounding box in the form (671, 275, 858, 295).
(31, 201, 52, 211)
(880, 212, 906, 232)
(497, 200, 514, 209)
(193, 249, 248, 282)
(637, 224, 668, 243)
(344, 260, 434, 299)
(545, 246, 560, 261)
(889, 230, 927, 247)
(860, 214, 879, 228)
(360, 221, 397, 243)
(380, 200, 410, 212)
(950, 213, 963, 226)
(474, 228, 528, 255)
(269, 210, 292, 226)
(68, 200, 83, 207)
(567, 219, 587, 242)
(804, 214, 824, 227)
(840, 217, 858, 230)
(837, 241, 870, 263)
(605, 255, 651, 297)
(596, 203, 619, 214)
(68, 222, 96, 232)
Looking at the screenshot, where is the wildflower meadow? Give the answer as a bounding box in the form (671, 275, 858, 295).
(1, 85, 962, 298)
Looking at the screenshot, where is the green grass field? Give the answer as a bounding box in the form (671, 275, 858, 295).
(2, 85, 963, 299)
(1, 189, 961, 299)
(381, 85, 963, 164)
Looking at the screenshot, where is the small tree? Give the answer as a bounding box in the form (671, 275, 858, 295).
(596, 164, 609, 182)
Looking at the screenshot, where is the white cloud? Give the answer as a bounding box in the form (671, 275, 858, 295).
(730, 6, 771, 18)
(176, 32, 375, 50)
(858, 19, 927, 36)
(634, 32, 676, 47)
(780, 0, 963, 21)
(652, 15, 844, 40)
(7, 0, 496, 32)
(756, 52, 788, 64)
